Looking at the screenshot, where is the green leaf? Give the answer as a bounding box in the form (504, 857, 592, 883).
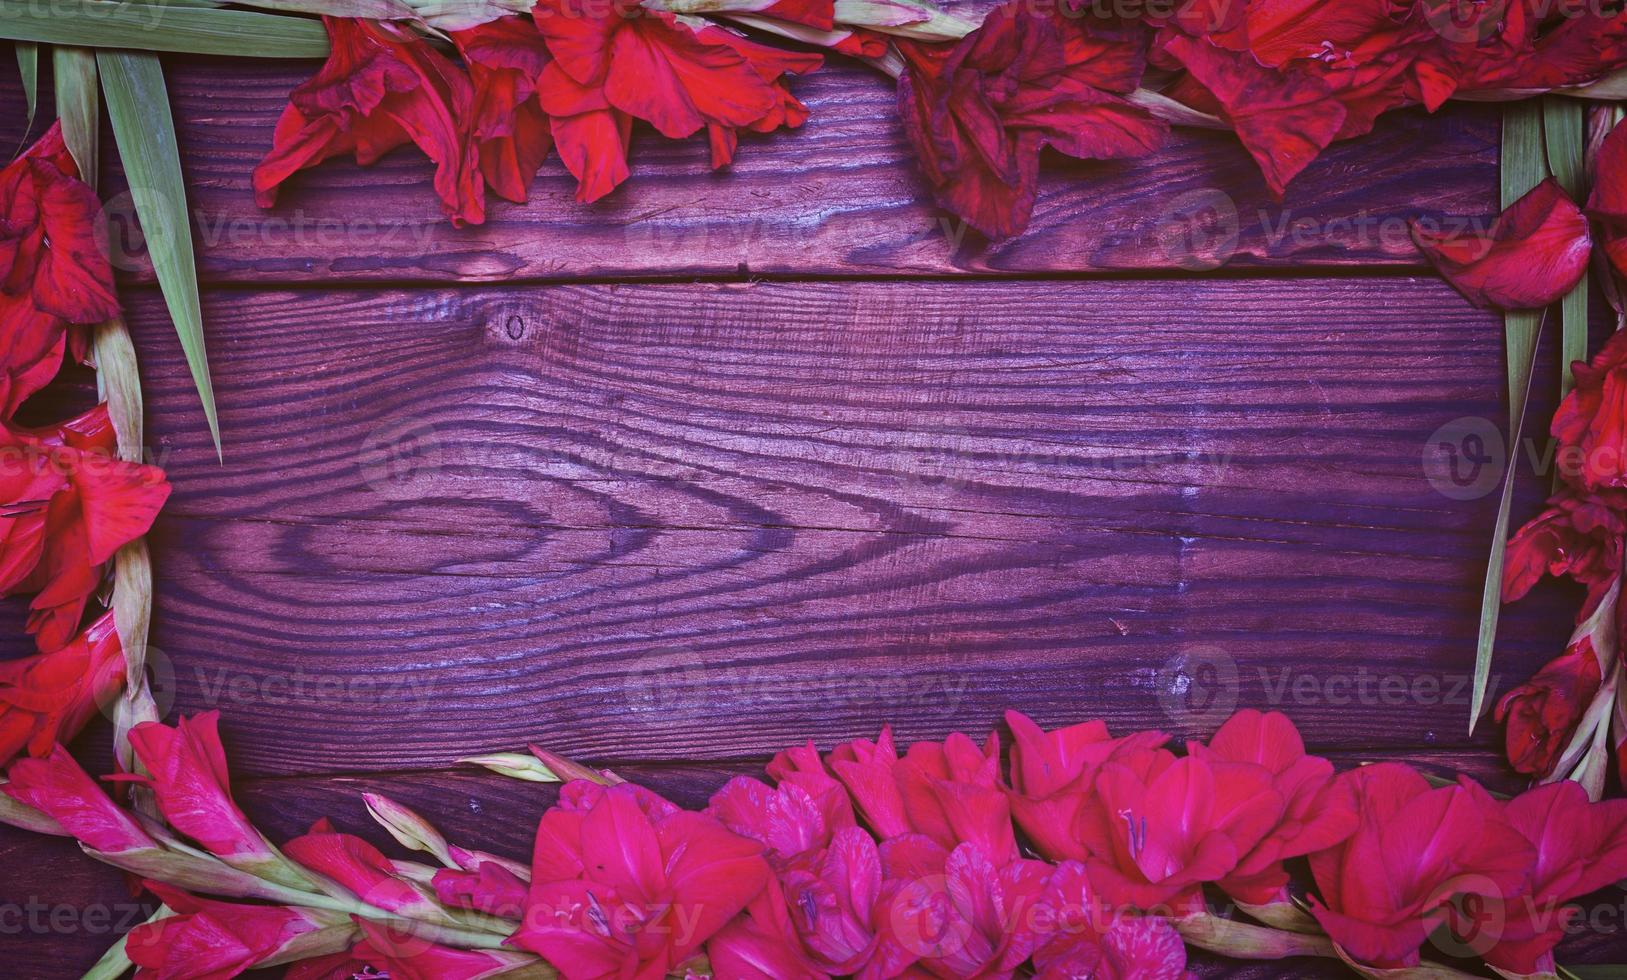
(1544, 96, 1586, 199)
(51, 46, 99, 185)
(14, 42, 37, 146)
(1472, 101, 1551, 734)
(1544, 96, 1589, 429)
(0, 0, 330, 58)
(1471, 310, 1546, 733)
(97, 50, 221, 457)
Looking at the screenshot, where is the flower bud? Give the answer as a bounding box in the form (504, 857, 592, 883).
(363, 792, 457, 867)
(456, 751, 561, 783)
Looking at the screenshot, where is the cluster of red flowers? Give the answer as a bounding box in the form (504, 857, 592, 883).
(6, 708, 1627, 979)
(258, 2, 1627, 240)
(1501, 319, 1627, 792)
(0, 123, 171, 766)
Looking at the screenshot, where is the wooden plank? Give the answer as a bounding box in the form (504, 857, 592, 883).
(4, 755, 1623, 978)
(0, 276, 1572, 776)
(0, 48, 1497, 283)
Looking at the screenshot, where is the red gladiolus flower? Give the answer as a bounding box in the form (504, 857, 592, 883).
(1411, 177, 1592, 310)
(0, 122, 115, 417)
(894, 732, 1018, 865)
(1308, 763, 1534, 969)
(1187, 709, 1357, 905)
(0, 612, 122, 765)
(285, 817, 446, 918)
(1448, 781, 1627, 976)
(126, 711, 280, 868)
(351, 918, 545, 980)
(780, 825, 884, 974)
(511, 780, 772, 979)
(709, 775, 839, 866)
(535, 62, 635, 204)
(708, 879, 831, 980)
(1076, 748, 1284, 913)
(3, 742, 156, 854)
(532, 0, 818, 185)
(1502, 484, 1627, 620)
(1154, 33, 1356, 198)
(1031, 861, 1189, 980)
(896, 4, 1166, 238)
(0, 404, 171, 652)
(452, 17, 555, 206)
(434, 859, 529, 919)
(126, 881, 352, 979)
(1551, 327, 1627, 493)
(826, 726, 912, 840)
(1496, 636, 1605, 777)
(254, 18, 484, 226)
(1003, 710, 1168, 863)
(765, 738, 857, 834)
(873, 835, 1051, 979)
(1590, 121, 1627, 279)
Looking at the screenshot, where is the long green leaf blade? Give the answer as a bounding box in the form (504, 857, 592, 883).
(1546, 97, 1589, 406)
(1472, 312, 1546, 733)
(1472, 102, 1551, 733)
(15, 42, 37, 145)
(52, 46, 99, 184)
(0, 0, 329, 58)
(97, 50, 221, 457)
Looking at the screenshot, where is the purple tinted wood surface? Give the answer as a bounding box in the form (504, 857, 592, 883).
(0, 55, 1497, 283)
(0, 38, 1606, 979)
(0, 277, 1572, 779)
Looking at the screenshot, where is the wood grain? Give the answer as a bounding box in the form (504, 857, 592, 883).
(0, 276, 1572, 777)
(0, 50, 1498, 283)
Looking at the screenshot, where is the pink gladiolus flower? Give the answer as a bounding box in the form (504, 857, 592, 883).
(511, 780, 772, 979)
(284, 818, 445, 919)
(1449, 780, 1627, 975)
(3, 743, 155, 854)
(781, 826, 884, 974)
(831, 728, 1016, 863)
(708, 879, 831, 980)
(434, 859, 530, 919)
(874, 835, 1052, 979)
(126, 712, 278, 867)
(765, 739, 857, 834)
(1187, 709, 1357, 905)
(125, 881, 352, 979)
(1003, 710, 1168, 862)
(1308, 763, 1534, 969)
(1078, 749, 1285, 914)
(1031, 862, 1190, 980)
(708, 775, 834, 866)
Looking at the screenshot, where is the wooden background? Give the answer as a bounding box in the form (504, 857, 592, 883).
(1, 40, 1619, 977)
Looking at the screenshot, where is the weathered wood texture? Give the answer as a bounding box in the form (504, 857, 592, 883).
(1, 38, 1611, 978)
(1, 277, 1574, 777)
(0, 57, 1498, 282)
